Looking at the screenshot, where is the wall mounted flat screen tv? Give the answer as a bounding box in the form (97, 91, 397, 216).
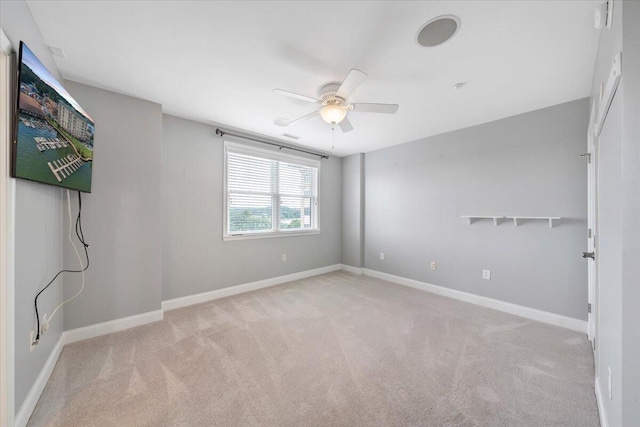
(12, 42, 94, 192)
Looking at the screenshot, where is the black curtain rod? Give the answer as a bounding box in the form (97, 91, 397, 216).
(215, 128, 329, 159)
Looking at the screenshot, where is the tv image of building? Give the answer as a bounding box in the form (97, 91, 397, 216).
(19, 92, 45, 118)
(57, 99, 92, 141)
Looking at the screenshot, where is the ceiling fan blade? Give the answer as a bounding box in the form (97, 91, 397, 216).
(338, 117, 353, 133)
(273, 89, 320, 103)
(335, 69, 368, 100)
(350, 103, 399, 114)
(286, 110, 319, 126)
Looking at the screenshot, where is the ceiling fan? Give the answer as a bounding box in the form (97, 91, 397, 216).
(273, 69, 399, 133)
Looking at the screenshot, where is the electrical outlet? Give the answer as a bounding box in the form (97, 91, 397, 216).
(281, 254, 287, 262)
(608, 367, 612, 399)
(430, 261, 437, 270)
(482, 269, 491, 280)
(30, 330, 36, 352)
(380, 252, 385, 260)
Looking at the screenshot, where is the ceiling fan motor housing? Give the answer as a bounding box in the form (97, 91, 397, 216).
(318, 83, 345, 106)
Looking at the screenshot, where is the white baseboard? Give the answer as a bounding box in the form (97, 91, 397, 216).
(595, 377, 608, 427)
(14, 334, 65, 427)
(340, 264, 364, 275)
(162, 264, 342, 311)
(64, 309, 164, 345)
(363, 269, 587, 333)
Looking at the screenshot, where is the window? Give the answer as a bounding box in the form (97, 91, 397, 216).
(224, 141, 320, 239)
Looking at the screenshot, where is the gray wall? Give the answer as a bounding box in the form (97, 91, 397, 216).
(364, 98, 589, 321)
(592, 1, 640, 425)
(62, 82, 163, 330)
(341, 153, 364, 268)
(621, 2, 640, 423)
(13, 187, 63, 414)
(1, 0, 66, 413)
(161, 114, 342, 301)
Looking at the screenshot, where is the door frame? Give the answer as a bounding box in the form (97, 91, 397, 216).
(0, 28, 16, 427)
(587, 99, 598, 347)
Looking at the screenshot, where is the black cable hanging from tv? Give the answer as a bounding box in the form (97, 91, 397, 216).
(215, 128, 329, 159)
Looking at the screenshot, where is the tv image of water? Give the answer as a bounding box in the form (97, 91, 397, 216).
(15, 117, 92, 192)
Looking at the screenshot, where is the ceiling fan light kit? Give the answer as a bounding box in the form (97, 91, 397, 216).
(320, 104, 347, 124)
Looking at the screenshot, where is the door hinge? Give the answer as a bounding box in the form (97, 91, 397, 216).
(581, 153, 592, 163)
(588, 303, 592, 314)
(588, 228, 592, 238)
(596, 1, 614, 29)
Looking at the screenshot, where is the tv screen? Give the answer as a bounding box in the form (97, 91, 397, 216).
(12, 42, 94, 193)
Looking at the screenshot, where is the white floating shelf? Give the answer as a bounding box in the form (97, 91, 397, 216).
(460, 216, 505, 226)
(461, 216, 562, 228)
(507, 216, 561, 228)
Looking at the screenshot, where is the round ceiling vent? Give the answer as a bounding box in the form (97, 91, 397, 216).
(416, 15, 461, 47)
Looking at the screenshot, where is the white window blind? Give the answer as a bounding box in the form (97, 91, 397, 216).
(224, 142, 319, 239)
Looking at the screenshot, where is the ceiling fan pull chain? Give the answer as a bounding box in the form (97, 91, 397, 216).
(331, 125, 335, 150)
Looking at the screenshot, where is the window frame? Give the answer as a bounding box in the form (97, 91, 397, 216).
(223, 140, 321, 241)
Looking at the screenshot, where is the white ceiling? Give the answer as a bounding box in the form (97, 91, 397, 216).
(26, 1, 600, 157)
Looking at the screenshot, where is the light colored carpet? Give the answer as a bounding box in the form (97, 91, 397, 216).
(28, 271, 599, 426)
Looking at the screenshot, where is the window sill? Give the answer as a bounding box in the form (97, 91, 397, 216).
(223, 230, 320, 241)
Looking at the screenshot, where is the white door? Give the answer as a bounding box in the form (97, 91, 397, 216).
(588, 52, 622, 365)
(586, 100, 598, 349)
